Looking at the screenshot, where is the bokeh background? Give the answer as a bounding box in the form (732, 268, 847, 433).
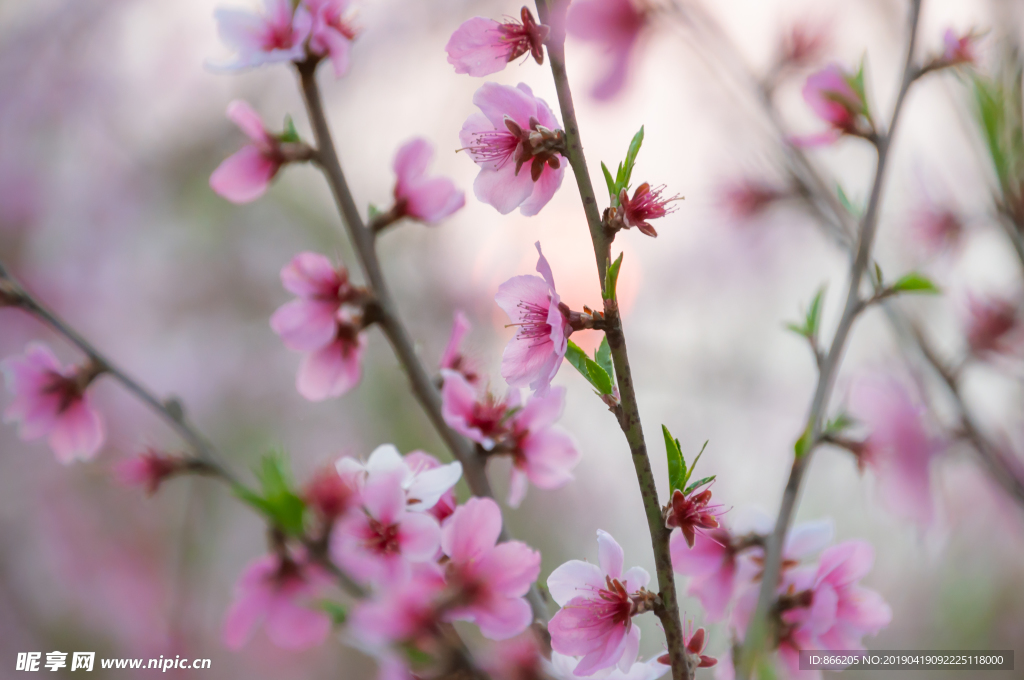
(1, 0, 1023, 677)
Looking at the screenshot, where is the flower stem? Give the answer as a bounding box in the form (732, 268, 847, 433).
(294, 59, 549, 624)
(736, 2, 922, 676)
(535, 3, 692, 678)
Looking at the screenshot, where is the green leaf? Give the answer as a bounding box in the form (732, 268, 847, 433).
(564, 340, 614, 395)
(663, 425, 686, 495)
(825, 412, 857, 435)
(873, 261, 884, 287)
(837, 184, 861, 217)
(604, 252, 623, 300)
(319, 600, 348, 626)
(621, 126, 645, 189)
(683, 439, 709, 489)
(794, 422, 814, 459)
(595, 336, 614, 380)
(806, 285, 825, 338)
(279, 114, 300, 143)
(601, 162, 617, 203)
(890, 272, 940, 294)
(683, 474, 716, 495)
(240, 453, 307, 536)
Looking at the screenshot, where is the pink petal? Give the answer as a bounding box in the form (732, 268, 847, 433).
(533, 241, 557, 291)
(393, 137, 433, 185)
(507, 468, 529, 508)
(222, 582, 271, 649)
(264, 597, 331, 649)
(363, 471, 407, 525)
(210, 146, 278, 204)
(473, 82, 538, 130)
(621, 566, 649, 593)
(501, 336, 558, 390)
(440, 311, 471, 371)
(280, 251, 342, 297)
(440, 370, 488, 444)
(270, 299, 339, 351)
(441, 496, 503, 563)
(401, 176, 465, 223)
(473, 163, 537, 215)
(688, 565, 736, 622)
(519, 426, 579, 489)
(597, 530, 624, 579)
(815, 540, 874, 589)
(784, 518, 834, 560)
(519, 163, 565, 216)
(295, 335, 365, 401)
(669, 529, 727, 577)
(226, 99, 272, 145)
(446, 17, 511, 77)
(547, 560, 605, 607)
(471, 595, 534, 641)
(618, 625, 641, 672)
(396, 511, 442, 562)
(475, 541, 541, 597)
(495, 274, 551, 323)
(48, 399, 104, 464)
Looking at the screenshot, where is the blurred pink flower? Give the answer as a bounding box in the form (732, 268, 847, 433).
(850, 377, 941, 527)
(720, 179, 785, 221)
(942, 28, 977, 66)
(222, 553, 333, 650)
(964, 294, 1019, 356)
(210, 100, 285, 204)
(391, 138, 465, 224)
(505, 385, 580, 508)
(779, 22, 829, 68)
(271, 252, 353, 352)
(2, 342, 104, 464)
(566, 0, 646, 100)
(615, 183, 681, 237)
(212, 0, 312, 70)
(446, 8, 550, 77)
(305, 0, 358, 77)
(302, 463, 361, 520)
(911, 205, 964, 253)
(459, 82, 565, 216)
(114, 449, 186, 495)
(549, 652, 670, 680)
(496, 242, 571, 393)
(670, 528, 736, 622)
(795, 64, 867, 146)
(349, 563, 447, 647)
(330, 470, 442, 585)
(547, 530, 649, 676)
(296, 329, 367, 400)
(336, 443, 463, 513)
(441, 370, 518, 450)
(669, 625, 718, 670)
(440, 311, 481, 385)
(484, 633, 546, 680)
(441, 497, 541, 640)
(403, 450, 458, 522)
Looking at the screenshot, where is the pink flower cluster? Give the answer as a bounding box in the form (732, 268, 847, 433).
(566, 0, 648, 101)
(270, 252, 369, 401)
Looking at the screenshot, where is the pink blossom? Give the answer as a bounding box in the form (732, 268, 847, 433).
(440, 311, 481, 385)
(911, 205, 964, 253)
(446, 8, 550, 77)
(720, 179, 785, 221)
(441, 370, 518, 450)
(270, 252, 368, 401)
(850, 377, 940, 527)
(795, 64, 867, 146)
(440, 497, 541, 640)
(495, 242, 571, 392)
(330, 470, 442, 585)
(336, 443, 463, 514)
(349, 563, 447, 647)
(222, 553, 333, 650)
(942, 28, 977, 66)
(210, 100, 285, 204)
(459, 82, 565, 216)
(779, 22, 829, 68)
(676, 625, 718, 670)
(670, 528, 736, 622)
(302, 463, 361, 520)
(484, 633, 546, 680)
(2, 342, 104, 464)
(547, 530, 650, 676)
(549, 652, 670, 680)
(402, 450, 459, 522)
(566, 0, 647, 100)
(610, 183, 681, 238)
(305, 0, 358, 78)
(664, 482, 725, 549)
(391, 138, 465, 224)
(964, 294, 1019, 356)
(114, 449, 186, 495)
(212, 0, 312, 70)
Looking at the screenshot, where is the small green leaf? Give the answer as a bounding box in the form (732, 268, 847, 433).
(601, 162, 617, 203)
(890, 272, 940, 294)
(873, 261, 884, 287)
(319, 600, 348, 625)
(806, 285, 826, 338)
(595, 336, 614, 380)
(604, 252, 623, 300)
(368, 204, 382, 222)
(825, 412, 857, 435)
(621, 126, 645, 189)
(246, 453, 308, 536)
(837, 184, 861, 217)
(794, 422, 814, 458)
(684, 440, 709, 488)
(663, 425, 686, 495)
(683, 474, 716, 495)
(564, 340, 614, 395)
(279, 114, 300, 143)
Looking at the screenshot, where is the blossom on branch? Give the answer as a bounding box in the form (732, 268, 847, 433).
(495, 242, 571, 393)
(212, 0, 312, 70)
(460, 82, 565, 216)
(964, 294, 1020, 357)
(222, 552, 333, 650)
(2, 342, 104, 464)
(390, 138, 465, 225)
(549, 652, 670, 680)
(446, 7, 550, 77)
(607, 183, 682, 237)
(566, 0, 647, 100)
(941, 28, 978, 67)
(306, 0, 358, 77)
(335, 443, 463, 514)
(439, 311, 481, 386)
(547, 530, 651, 676)
(794, 63, 870, 146)
(440, 497, 542, 640)
(114, 449, 188, 495)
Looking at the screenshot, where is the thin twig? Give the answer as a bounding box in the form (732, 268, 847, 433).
(534, 1, 692, 677)
(737, 1, 923, 676)
(293, 58, 548, 624)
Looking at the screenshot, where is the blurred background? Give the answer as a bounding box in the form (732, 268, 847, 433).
(1, 0, 1023, 677)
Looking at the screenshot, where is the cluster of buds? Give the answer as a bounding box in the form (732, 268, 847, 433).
(503, 115, 566, 181)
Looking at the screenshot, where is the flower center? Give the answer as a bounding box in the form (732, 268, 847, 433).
(41, 371, 83, 414)
(464, 130, 520, 168)
(365, 518, 402, 555)
(595, 576, 634, 627)
(509, 298, 553, 347)
(470, 394, 510, 438)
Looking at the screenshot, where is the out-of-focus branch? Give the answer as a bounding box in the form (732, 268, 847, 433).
(737, 2, 923, 676)
(0, 260, 237, 485)
(535, 2, 692, 678)
(293, 58, 548, 625)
